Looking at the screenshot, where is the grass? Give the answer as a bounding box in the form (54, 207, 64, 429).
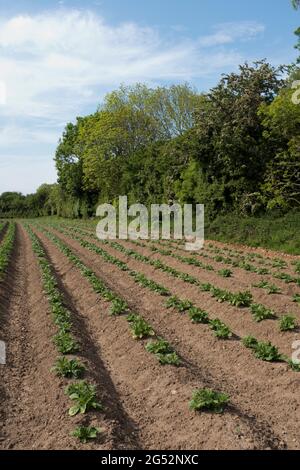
(205, 210, 300, 255)
(189, 389, 229, 413)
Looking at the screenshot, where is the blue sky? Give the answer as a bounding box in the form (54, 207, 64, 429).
(0, 0, 299, 194)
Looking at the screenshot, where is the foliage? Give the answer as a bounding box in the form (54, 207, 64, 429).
(72, 426, 102, 443)
(279, 315, 298, 331)
(189, 389, 229, 413)
(250, 304, 276, 322)
(65, 381, 103, 416)
(52, 357, 85, 379)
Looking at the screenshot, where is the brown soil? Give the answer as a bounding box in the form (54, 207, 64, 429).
(44, 225, 300, 450)
(1, 222, 299, 450)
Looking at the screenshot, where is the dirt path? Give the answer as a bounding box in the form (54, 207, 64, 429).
(42, 225, 300, 450)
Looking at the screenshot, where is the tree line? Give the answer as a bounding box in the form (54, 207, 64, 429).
(1, 3, 300, 219)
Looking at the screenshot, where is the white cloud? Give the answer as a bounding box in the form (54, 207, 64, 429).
(0, 9, 265, 194)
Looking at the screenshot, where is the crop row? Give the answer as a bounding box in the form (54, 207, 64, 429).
(151, 238, 300, 294)
(30, 223, 236, 415)
(0, 222, 16, 281)
(42, 222, 299, 371)
(68, 223, 299, 300)
(25, 224, 104, 444)
(55, 222, 298, 330)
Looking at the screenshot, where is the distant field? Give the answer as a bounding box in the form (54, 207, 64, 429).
(0, 218, 300, 450)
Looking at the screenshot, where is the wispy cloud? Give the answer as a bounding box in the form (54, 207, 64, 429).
(0, 9, 264, 193)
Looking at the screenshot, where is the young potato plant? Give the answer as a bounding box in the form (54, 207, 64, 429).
(127, 314, 155, 340)
(65, 381, 103, 416)
(188, 307, 210, 324)
(146, 338, 181, 366)
(250, 304, 276, 322)
(218, 269, 233, 278)
(253, 341, 282, 362)
(287, 359, 300, 372)
(72, 426, 102, 443)
(165, 296, 193, 313)
(53, 331, 80, 354)
(52, 357, 85, 379)
(293, 293, 300, 304)
(254, 280, 281, 295)
(189, 388, 229, 413)
(209, 319, 232, 339)
(279, 315, 298, 332)
(109, 298, 130, 316)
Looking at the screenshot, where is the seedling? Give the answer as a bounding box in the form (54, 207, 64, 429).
(228, 291, 252, 307)
(293, 294, 300, 304)
(165, 296, 193, 312)
(218, 269, 232, 278)
(110, 298, 129, 316)
(209, 319, 232, 339)
(52, 357, 85, 379)
(65, 381, 103, 416)
(53, 331, 79, 354)
(189, 388, 229, 413)
(156, 352, 181, 366)
(250, 304, 276, 322)
(242, 336, 258, 349)
(146, 338, 181, 366)
(254, 341, 282, 362)
(279, 315, 298, 332)
(72, 426, 102, 443)
(287, 359, 300, 372)
(188, 307, 210, 324)
(127, 314, 155, 339)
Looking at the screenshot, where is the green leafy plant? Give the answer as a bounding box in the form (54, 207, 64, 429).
(229, 291, 253, 307)
(218, 269, 232, 278)
(146, 338, 181, 366)
(279, 315, 298, 331)
(65, 381, 103, 416)
(72, 426, 102, 443)
(242, 335, 258, 349)
(189, 388, 229, 413)
(165, 296, 193, 312)
(52, 357, 85, 378)
(127, 314, 155, 339)
(110, 298, 129, 316)
(188, 307, 210, 324)
(209, 319, 232, 339)
(254, 341, 282, 362)
(287, 359, 300, 372)
(293, 293, 300, 304)
(53, 331, 79, 354)
(250, 303, 276, 322)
